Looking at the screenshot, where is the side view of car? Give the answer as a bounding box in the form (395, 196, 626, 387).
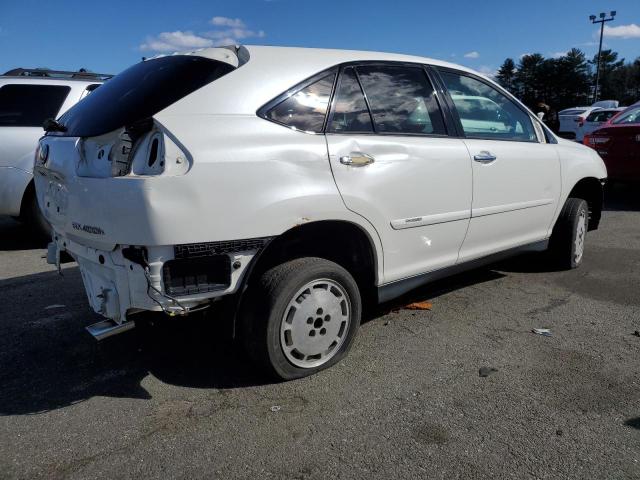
(584, 103, 640, 184)
(558, 106, 601, 140)
(0, 68, 110, 237)
(35, 46, 607, 380)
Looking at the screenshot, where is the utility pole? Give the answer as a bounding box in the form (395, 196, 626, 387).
(589, 11, 616, 103)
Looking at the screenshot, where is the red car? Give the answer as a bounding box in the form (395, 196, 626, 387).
(584, 104, 640, 183)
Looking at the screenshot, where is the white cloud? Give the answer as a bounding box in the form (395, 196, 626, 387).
(551, 51, 568, 59)
(210, 17, 245, 28)
(603, 23, 640, 39)
(140, 31, 214, 52)
(477, 65, 496, 78)
(140, 17, 265, 53)
(463, 51, 480, 59)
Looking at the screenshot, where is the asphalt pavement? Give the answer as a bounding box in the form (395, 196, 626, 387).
(0, 185, 639, 479)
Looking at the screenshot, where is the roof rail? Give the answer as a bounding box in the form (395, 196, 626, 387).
(2, 68, 113, 81)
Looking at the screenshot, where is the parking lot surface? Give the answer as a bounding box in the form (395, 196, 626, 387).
(1, 187, 639, 479)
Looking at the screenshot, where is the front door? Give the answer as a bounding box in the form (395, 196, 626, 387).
(437, 69, 561, 262)
(325, 64, 472, 283)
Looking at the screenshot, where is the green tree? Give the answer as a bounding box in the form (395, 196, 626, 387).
(590, 49, 625, 100)
(496, 58, 516, 92)
(553, 48, 591, 109)
(515, 54, 545, 106)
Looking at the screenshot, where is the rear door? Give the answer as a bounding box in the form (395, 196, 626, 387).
(325, 64, 472, 282)
(436, 68, 561, 262)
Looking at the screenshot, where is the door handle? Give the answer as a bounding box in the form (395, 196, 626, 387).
(340, 152, 375, 166)
(473, 151, 497, 163)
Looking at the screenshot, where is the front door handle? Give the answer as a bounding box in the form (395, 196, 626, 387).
(340, 152, 375, 167)
(473, 151, 497, 163)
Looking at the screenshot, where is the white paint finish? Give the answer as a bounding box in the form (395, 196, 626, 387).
(32, 46, 609, 323)
(459, 139, 561, 262)
(326, 134, 472, 281)
(0, 77, 101, 216)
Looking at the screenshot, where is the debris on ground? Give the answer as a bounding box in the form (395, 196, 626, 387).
(44, 304, 66, 310)
(556, 429, 563, 436)
(532, 328, 552, 337)
(633, 330, 640, 337)
(270, 406, 281, 412)
(403, 301, 433, 311)
(478, 367, 498, 377)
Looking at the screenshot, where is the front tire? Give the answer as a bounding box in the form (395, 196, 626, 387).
(549, 197, 589, 269)
(241, 257, 361, 380)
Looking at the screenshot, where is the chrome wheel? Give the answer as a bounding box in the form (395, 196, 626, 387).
(280, 278, 351, 369)
(574, 209, 587, 263)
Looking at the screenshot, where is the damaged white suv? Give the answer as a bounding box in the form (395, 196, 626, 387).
(35, 45, 606, 379)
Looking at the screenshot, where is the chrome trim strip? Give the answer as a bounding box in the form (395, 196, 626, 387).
(472, 198, 554, 218)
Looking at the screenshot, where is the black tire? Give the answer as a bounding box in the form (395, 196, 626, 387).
(23, 190, 51, 242)
(240, 257, 361, 380)
(549, 197, 589, 269)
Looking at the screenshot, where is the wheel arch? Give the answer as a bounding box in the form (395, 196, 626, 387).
(566, 177, 604, 231)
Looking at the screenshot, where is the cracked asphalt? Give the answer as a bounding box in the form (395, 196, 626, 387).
(1, 185, 639, 479)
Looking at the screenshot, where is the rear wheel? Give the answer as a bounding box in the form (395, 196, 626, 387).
(241, 257, 361, 380)
(549, 197, 589, 269)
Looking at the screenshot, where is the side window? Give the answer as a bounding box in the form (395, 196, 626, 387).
(0, 84, 71, 127)
(265, 72, 336, 133)
(327, 67, 373, 133)
(355, 65, 446, 135)
(439, 71, 537, 142)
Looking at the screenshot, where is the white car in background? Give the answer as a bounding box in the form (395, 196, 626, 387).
(576, 107, 625, 142)
(36, 46, 607, 379)
(0, 68, 110, 237)
(558, 100, 620, 140)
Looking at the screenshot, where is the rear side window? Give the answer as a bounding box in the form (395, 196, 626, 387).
(327, 67, 373, 133)
(587, 110, 616, 122)
(0, 84, 70, 127)
(440, 71, 537, 142)
(58, 55, 235, 137)
(265, 73, 336, 133)
(356, 65, 446, 135)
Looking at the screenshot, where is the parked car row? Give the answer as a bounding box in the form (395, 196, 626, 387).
(557, 100, 623, 141)
(583, 102, 640, 184)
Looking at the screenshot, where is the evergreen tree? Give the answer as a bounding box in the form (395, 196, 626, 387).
(496, 58, 516, 92)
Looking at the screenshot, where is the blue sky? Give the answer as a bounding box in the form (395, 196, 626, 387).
(1, 0, 639, 76)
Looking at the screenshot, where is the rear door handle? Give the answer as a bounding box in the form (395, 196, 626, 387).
(340, 152, 375, 166)
(473, 151, 497, 163)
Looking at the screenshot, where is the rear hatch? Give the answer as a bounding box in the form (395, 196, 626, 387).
(34, 47, 246, 248)
(558, 108, 587, 137)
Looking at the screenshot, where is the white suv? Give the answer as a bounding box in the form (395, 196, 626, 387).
(0, 68, 110, 237)
(35, 46, 606, 379)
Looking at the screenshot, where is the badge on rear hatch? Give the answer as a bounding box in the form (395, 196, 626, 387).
(72, 222, 105, 235)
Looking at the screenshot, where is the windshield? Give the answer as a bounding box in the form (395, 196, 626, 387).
(612, 106, 640, 125)
(57, 55, 235, 137)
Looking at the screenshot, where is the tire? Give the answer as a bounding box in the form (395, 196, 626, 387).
(549, 197, 589, 269)
(23, 190, 51, 242)
(241, 257, 361, 380)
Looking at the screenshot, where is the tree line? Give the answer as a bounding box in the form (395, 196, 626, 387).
(495, 48, 640, 111)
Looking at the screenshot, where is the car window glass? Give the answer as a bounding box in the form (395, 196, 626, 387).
(0, 84, 70, 127)
(612, 106, 640, 125)
(327, 67, 373, 133)
(355, 65, 446, 135)
(440, 71, 537, 142)
(266, 73, 335, 133)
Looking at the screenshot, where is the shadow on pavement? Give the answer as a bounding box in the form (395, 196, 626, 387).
(603, 183, 640, 212)
(0, 216, 48, 251)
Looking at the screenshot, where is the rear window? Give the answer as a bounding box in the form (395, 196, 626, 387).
(0, 84, 70, 127)
(57, 55, 235, 137)
(586, 110, 617, 123)
(559, 109, 586, 116)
